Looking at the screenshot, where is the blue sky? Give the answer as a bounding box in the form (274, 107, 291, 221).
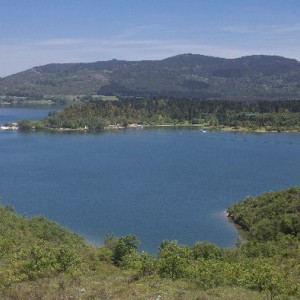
(1, 0, 300, 76)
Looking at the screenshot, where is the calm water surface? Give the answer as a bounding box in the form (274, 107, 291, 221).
(0, 105, 58, 123)
(1, 107, 300, 252)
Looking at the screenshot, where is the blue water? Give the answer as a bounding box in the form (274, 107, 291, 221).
(0, 105, 58, 123)
(1, 107, 300, 252)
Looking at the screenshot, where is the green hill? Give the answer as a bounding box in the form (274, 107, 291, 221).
(1, 54, 300, 101)
(1, 187, 300, 299)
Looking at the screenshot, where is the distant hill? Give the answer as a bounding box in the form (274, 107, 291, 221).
(1, 54, 300, 100)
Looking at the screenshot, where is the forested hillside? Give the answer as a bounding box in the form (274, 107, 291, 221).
(1, 54, 300, 101)
(18, 99, 300, 132)
(1, 187, 300, 299)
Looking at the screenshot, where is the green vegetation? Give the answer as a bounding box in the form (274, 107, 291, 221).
(1, 54, 300, 100)
(228, 187, 300, 241)
(18, 98, 300, 132)
(0, 94, 118, 106)
(1, 187, 300, 299)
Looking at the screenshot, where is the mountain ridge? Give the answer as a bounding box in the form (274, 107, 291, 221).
(1, 53, 300, 100)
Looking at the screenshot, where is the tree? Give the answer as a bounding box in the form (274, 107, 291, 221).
(158, 240, 192, 279)
(105, 234, 140, 266)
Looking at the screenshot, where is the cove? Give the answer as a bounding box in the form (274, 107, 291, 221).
(1, 107, 300, 252)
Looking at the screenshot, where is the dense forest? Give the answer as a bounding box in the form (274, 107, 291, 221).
(0, 187, 300, 299)
(18, 99, 300, 132)
(1, 54, 300, 101)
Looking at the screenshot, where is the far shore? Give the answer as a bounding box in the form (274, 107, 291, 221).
(148, 124, 300, 133)
(2, 121, 300, 133)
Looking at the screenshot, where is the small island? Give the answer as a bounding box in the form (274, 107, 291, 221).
(0, 187, 300, 299)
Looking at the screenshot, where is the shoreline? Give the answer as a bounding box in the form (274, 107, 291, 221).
(22, 124, 300, 133)
(2, 121, 300, 133)
(0, 124, 300, 133)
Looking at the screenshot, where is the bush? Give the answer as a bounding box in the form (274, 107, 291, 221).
(192, 241, 222, 260)
(104, 234, 140, 266)
(157, 240, 192, 279)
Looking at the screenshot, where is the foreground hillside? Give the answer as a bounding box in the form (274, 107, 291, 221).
(1, 54, 300, 101)
(1, 187, 300, 299)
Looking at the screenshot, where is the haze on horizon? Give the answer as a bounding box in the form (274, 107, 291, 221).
(1, 0, 300, 77)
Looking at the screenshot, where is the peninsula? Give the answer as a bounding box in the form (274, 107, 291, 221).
(16, 98, 300, 132)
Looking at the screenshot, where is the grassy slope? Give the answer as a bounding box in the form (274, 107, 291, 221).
(0, 206, 265, 300)
(1, 187, 300, 299)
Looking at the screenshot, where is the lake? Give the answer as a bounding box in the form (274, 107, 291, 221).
(1, 107, 300, 252)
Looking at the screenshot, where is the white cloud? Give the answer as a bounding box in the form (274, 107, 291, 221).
(219, 26, 256, 34)
(36, 39, 86, 46)
(273, 24, 300, 33)
(220, 24, 300, 34)
(114, 24, 159, 39)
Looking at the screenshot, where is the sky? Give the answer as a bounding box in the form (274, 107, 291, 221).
(0, 0, 300, 77)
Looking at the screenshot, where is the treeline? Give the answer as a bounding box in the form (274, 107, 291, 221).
(1, 187, 300, 299)
(18, 99, 300, 131)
